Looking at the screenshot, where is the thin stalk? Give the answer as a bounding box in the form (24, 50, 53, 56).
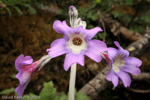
(69, 63, 77, 100)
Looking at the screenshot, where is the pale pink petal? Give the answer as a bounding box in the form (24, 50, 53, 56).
(78, 26, 103, 40)
(107, 47, 118, 61)
(116, 70, 131, 87)
(53, 20, 72, 39)
(106, 69, 119, 87)
(15, 54, 24, 71)
(64, 52, 84, 71)
(15, 54, 33, 72)
(124, 57, 142, 67)
(114, 41, 129, 57)
(85, 40, 107, 62)
(47, 38, 69, 58)
(15, 72, 32, 100)
(121, 65, 141, 75)
(21, 56, 33, 66)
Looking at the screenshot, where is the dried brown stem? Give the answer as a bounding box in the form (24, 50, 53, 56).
(127, 88, 150, 94)
(102, 14, 142, 42)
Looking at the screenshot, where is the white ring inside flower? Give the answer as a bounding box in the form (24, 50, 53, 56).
(67, 34, 87, 54)
(112, 54, 125, 73)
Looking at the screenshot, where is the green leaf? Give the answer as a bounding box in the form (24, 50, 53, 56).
(5, 7, 11, 16)
(11, 74, 16, 79)
(58, 93, 68, 100)
(96, 0, 101, 4)
(1, 0, 36, 16)
(18, 80, 89, 100)
(99, 32, 107, 39)
(21, 93, 39, 100)
(40, 81, 57, 100)
(13, 6, 23, 15)
(21, 3, 36, 14)
(125, 0, 134, 6)
(113, 11, 122, 18)
(0, 88, 15, 95)
(76, 92, 90, 100)
(27, 6, 36, 14)
(141, 15, 150, 23)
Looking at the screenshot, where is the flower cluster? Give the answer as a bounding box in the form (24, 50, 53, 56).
(14, 5, 142, 100)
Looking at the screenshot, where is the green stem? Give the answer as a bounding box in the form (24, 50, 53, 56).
(69, 63, 77, 100)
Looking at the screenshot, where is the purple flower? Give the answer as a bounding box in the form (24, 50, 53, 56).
(47, 6, 107, 71)
(106, 41, 142, 87)
(47, 21, 107, 71)
(15, 54, 41, 100)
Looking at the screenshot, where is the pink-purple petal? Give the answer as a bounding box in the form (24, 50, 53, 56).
(85, 27, 103, 40)
(47, 38, 69, 58)
(85, 40, 107, 62)
(78, 27, 103, 40)
(114, 41, 129, 57)
(106, 70, 119, 87)
(106, 69, 113, 81)
(121, 65, 141, 75)
(53, 20, 72, 39)
(107, 47, 118, 61)
(21, 56, 33, 66)
(116, 70, 131, 87)
(15, 54, 24, 71)
(64, 52, 84, 71)
(16, 72, 24, 85)
(114, 41, 121, 48)
(16, 72, 32, 88)
(112, 73, 119, 87)
(15, 54, 33, 72)
(124, 57, 142, 67)
(15, 72, 32, 100)
(118, 48, 129, 57)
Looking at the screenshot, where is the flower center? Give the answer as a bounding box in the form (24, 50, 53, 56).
(112, 54, 125, 73)
(72, 37, 82, 46)
(67, 34, 87, 54)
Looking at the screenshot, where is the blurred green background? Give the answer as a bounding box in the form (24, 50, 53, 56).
(0, 0, 150, 100)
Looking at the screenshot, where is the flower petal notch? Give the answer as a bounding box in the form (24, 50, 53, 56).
(15, 54, 51, 100)
(106, 41, 142, 87)
(47, 6, 107, 71)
